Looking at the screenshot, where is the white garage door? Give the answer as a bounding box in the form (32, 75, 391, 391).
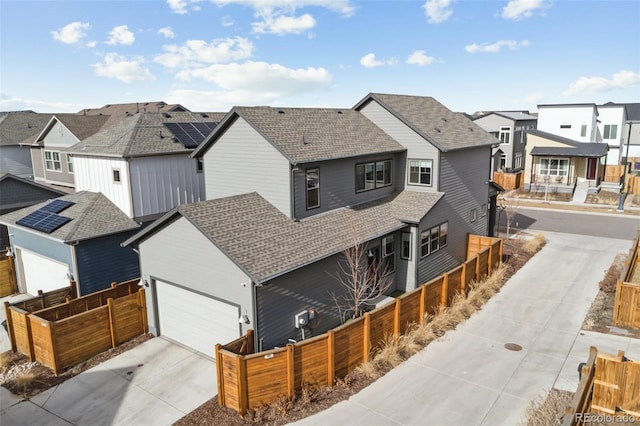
(18, 248, 69, 295)
(155, 280, 240, 357)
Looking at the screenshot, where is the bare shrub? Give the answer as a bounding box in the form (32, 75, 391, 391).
(523, 388, 572, 426)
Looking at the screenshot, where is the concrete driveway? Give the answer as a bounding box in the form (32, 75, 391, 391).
(294, 232, 638, 426)
(1, 337, 216, 426)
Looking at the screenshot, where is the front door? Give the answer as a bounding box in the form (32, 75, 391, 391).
(587, 158, 598, 180)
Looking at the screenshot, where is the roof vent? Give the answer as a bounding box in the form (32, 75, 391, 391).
(105, 105, 111, 108)
(337, 110, 343, 114)
(163, 112, 171, 118)
(302, 136, 308, 145)
(468, 127, 474, 132)
(201, 113, 209, 118)
(441, 117, 447, 122)
(277, 109, 285, 114)
(434, 127, 441, 133)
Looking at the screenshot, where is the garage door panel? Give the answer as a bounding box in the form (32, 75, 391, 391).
(156, 280, 240, 357)
(19, 248, 69, 295)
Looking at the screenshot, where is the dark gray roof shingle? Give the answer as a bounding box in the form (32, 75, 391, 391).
(30, 114, 111, 145)
(0, 112, 53, 146)
(66, 111, 226, 158)
(354, 93, 498, 152)
(0, 191, 139, 242)
(77, 101, 188, 129)
(528, 129, 609, 157)
(126, 191, 443, 283)
(194, 107, 405, 164)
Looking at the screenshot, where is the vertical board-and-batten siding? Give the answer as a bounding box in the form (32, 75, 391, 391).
(138, 216, 253, 336)
(203, 117, 291, 217)
(74, 156, 133, 217)
(293, 154, 402, 220)
(75, 231, 141, 295)
(129, 155, 205, 219)
(359, 101, 440, 192)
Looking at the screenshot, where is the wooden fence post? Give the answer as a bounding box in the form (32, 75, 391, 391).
(327, 330, 335, 386)
(286, 344, 295, 400)
(215, 344, 225, 406)
(138, 289, 148, 334)
(246, 329, 254, 354)
(25, 312, 35, 361)
(363, 313, 371, 362)
(460, 262, 467, 295)
(8, 255, 17, 294)
(488, 244, 494, 277)
(393, 299, 401, 339)
(107, 298, 118, 348)
(440, 274, 449, 307)
(4, 302, 17, 352)
(47, 319, 60, 375)
(419, 286, 426, 325)
(237, 355, 248, 415)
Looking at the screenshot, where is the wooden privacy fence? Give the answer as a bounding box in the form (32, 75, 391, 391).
(0, 250, 18, 297)
(612, 230, 640, 328)
(493, 171, 523, 190)
(216, 235, 503, 414)
(563, 347, 640, 425)
(4, 278, 147, 374)
(603, 166, 640, 195)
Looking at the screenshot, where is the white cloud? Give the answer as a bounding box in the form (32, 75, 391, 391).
(360, 53, 395, 69)
(423, 0, 453, 24)
(106, 25, 135, 45)
(407, 50, 435, 66)
(212, 0, 355, 17)
(0, 94, 84, 113)
(93, 53, 155, 83)
(523, 92, 544, 104)
(562, 70, 640, 97)
(158, 27, 175, 39)
(252, 13, 316, 35)
(51, 22, 91, 45)
(465, 39, 529, 53)
(180, 61, 331, 94)
(502, 0, 550, 21)
(154, 37, 254, 69)
(222, 16, 235, 27)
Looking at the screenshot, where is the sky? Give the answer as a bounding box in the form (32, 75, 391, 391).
(1, 0, 639, 115)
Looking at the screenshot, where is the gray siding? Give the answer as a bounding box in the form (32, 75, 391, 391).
(293, 153, 404, 219)
(31, 148, 44, 181)
(137, 216, 254, 336)
(0, 180, 62, 213)
(203, 117, 291, 216)
(0, 146, 33, 178)
(416, 146, 491, 284)
(75, 231, 140, 295)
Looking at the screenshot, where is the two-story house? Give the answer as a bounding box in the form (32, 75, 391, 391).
(472, 111, 537, 171)
(123, 94, 497, 355)
(66, 111, 225, 222)
(0, 111, 52, 178)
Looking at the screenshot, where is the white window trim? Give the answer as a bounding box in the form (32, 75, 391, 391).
(306, 168, 320, 210)
(67, 153, 73, 174)
(499, 127, 511, 145)
(44, 150, 61, 171)
(408, 159, 433, 187)
(112, 168, 122, 184)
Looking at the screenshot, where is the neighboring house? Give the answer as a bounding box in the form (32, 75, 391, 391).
(28, 114, 110, 189)
(597, 102, 628, 166)
(0, 111, 52, 178)
(524, 129, 608, 193)
(123, 94, 497, 354)
(0, 191, 140, 296)
(66, 111, 225, 222)
(77, 101, 188, 128)
(0, 173, 66, 249)
(621, 103, 640, 172)
(473, 111, 537, 171)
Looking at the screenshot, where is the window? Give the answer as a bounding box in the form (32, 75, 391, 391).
(499, 127, 510, 144)
(44, 151, 61, 171)
(112, 169, 121, 183)
(560, 124, 571, 129)
(356, 159, 392, 192)
(381, 234, 395, 274)
(401, 232, 411, 260)
(603, 124, 618, 140)
(196, 159, 204, 173)
(408, 159, 432, 186)
(540, 158, 569, 176)
(499, 154, 507, 170)
(514, 152, 523, 169)
(420, 222, 447, 258)
(66, 154, 73, 173)
(470, 209, 477, 223)
(481, 204, 487, 217)
(580, 125, 587, 137)
(306, 168, 320, 209)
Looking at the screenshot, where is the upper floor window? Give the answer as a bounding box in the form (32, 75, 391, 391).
(420, 222, 447, 258)
(401, 232, 411, 260)
(67, 154, 73, 173)
(580, 125, 587, 137)
(408, 159, 432, 186)
(44, 151, 61, 171)
(603, 125, 618, 140)
(560, 124, 571, 129)
(514, 152, 523, 169)
(306, 168, 320, 209)
(381, 234, 395, 274)
(499, 127, 510, 144)
(196, 158, 204, 173)
(356, 159, 392, 193)
(113, 169, 121, 183)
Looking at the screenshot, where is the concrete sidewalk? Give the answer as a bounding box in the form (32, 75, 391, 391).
(294, 232, 637, 426)
(1, 337, 216, 426)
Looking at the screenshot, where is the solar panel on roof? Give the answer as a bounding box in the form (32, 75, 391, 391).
(16, 211, 71, 234)
(164, 122, 218, 149)
(40, 199, 74, 214)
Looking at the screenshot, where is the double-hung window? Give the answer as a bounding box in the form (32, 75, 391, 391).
(356, 159, 392, 192)
(44, 151, 61, 171)
(381, 234, 395, 274)
(67, 154, 73, 173)
(306, 168, 320, 209)
(401, 232, 411, 260)
(499, 127, 510, 144)
(603, 124, 618, 140)
(420, 222, 448, 258)
(408, 159, 432, 186)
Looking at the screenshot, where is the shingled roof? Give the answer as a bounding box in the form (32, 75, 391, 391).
(354, 93, 498, 152)
(77, 101, 188, 129)
(124, 190, 443, 283)
(193, 107, 405, 164)
(0, 191, 139, 243)
(66, 111, 226, 158)
(528, 129, 609, 157)
(0, 112, 53, 146)
(29, 114, 111, 145)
